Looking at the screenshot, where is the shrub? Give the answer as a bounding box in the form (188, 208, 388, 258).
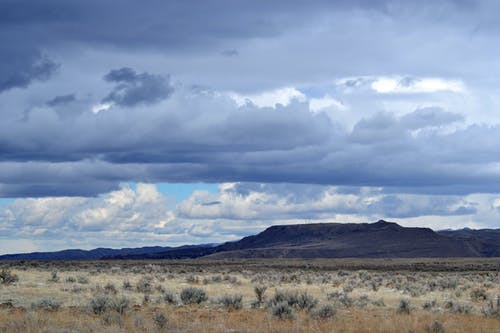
(268, 290, 295, 307)
(186, 275, 199, 284)
(48, 271, 59, 283)
(327, 291, 353, 308)
(423, 300, 436, 310)
(211, 275, 223, 283)
(122, 280, 132, 290)
(311, 304, 336, 319)
(152, 311, 168, 329)
(270, 301, 295, 320)
(89, 295, 129, 315)
(90, 295, 111, 315)
(0, 269, 18, 285)
(267, 290, 318, 312)
(343, 285, 354, 293)
(326, 291, 342, 301)
(481, 295, 500, 317)
(136, 276, 153, 293)
(217, 294, 243, 310)
(447, 301, 472, 314)
(355, 295, 370, 308)
(77, 275, 89, 284)
(31, 297, 62, 311)
(470, 288, 488, 302)
(296, 292, 318, 311)
(338, 294, 353, 308)
(252, 285, 268, 308)
(180, 287, 208, 305)
(162, 291, 177, 304)
(71, 285, 84, 293)
(397, 299, 410, 314)
(104, 282, 117, 294)
(109, 296, 129, 314)
(65, 276, 76, 283)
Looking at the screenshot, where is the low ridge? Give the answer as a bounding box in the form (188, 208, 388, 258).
(1, 220, 498, 260)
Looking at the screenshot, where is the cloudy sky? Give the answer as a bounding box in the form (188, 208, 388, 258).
(1, 0, 500, 254)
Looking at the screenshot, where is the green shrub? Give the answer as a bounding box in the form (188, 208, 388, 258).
(122, 280, 132, 290)
(254, 285, 267, 304)
(48, 271, 59, 283)
(152, 311, 168, 329)
(136, 276, 153, 293)
(109, 296, 129, 314)
(104, 282, 117, 294)
(311, 304, 336, 319)
(397, 299, 410, 314)
(481, 295, 500, 317)
(31, 297, 62, 311)
(470, 288, 488, 302)
(65, 276, 76, 283)
(296, 292, 318, 311)
(270, 301, 295, 320)
(217, 294, 243, 310)
(89, 295, 129, 315)
(162, 291, 177, 304)
(90, 295, 111, 315)
(267, 290, 318, 311)
(77, 275, 89, 284)
(180, 287, 208, 305)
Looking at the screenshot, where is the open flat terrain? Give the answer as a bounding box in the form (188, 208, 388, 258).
(0, 259, 499, 332)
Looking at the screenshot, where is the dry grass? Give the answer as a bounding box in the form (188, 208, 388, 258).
(0, 259, 499, 332)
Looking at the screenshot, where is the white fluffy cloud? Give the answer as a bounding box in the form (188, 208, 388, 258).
(228, 87, 306, 108)
(371, 77, 465, 94)
(2, 182, 499, 253)
(336, 76, 465, 94)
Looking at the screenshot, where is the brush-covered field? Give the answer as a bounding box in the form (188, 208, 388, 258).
(0, 259, 499, 333)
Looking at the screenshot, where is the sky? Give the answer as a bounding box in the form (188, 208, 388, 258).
(1, 0, 500, 254)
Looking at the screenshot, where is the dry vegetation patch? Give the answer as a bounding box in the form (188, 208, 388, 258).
(0, 259, 499, 332)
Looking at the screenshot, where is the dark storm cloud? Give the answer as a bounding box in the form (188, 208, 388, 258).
(0, 48, 58, 93)
(102, 68, 173, 107)
(1, 0, 500, 198)
(0, 0, 302, 94)
(0, 1, 482, 61)
(0, 0, 495, 95)
(1, 85, 500, 198)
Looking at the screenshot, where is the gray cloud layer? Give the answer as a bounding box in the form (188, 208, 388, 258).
(0, 91, 498, 197)
(102, 68, 173, 107)
(1, 0, 500, 198)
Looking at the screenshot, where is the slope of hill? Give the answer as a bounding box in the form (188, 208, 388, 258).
(118, 220, 500, 259)
(204, 220, 498, 258)
(437, 228, 500, 257)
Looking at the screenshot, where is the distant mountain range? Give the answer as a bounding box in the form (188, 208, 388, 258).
(1, 220, 499, 260)
(0, 244, 217, 261)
